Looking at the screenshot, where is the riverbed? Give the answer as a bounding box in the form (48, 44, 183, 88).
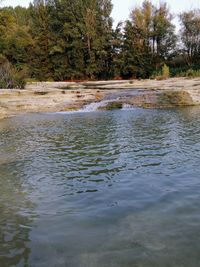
(1, 107, 200, 267)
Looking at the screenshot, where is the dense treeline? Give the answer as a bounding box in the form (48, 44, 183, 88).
(1, 0, 200, 85)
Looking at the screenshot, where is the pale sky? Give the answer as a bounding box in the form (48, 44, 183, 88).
(1, 0, 200, 27)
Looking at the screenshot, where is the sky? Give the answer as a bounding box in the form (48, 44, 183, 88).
(1, 0, 200, 27)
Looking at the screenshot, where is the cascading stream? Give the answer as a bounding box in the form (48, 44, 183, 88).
(80, 99, 116, 112)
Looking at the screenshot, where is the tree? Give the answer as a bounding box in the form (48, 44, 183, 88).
(0, 8, 16, 54)
(120, 0, 176, 78)
(47, 0, 113, 80)
(121, 19, 154, 79)
(121, 1, 155, 78)
(152, 2, 176, 62)
(0, 7, 33, 73)
(110, 22, 124, 78)
(179, 9, 200, 66)
(29, 0, 52, 80)
(0, 0, 181, 82)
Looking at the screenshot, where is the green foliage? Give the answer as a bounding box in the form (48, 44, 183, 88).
(120, 0, 176, 79)
(0, 54, 26, 89)
(179, 10, 200, 66)
(26, 0, 114, 81)
(179, 69, 200, 78)
(150, 70, 161, 79)
(150, 64, 170, 80)
(1, 0, 200, 83)
(12, 68, 27, 89)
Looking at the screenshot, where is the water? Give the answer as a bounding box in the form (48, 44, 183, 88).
(1, 107, 200, 267)
(80, 99, 117, 112)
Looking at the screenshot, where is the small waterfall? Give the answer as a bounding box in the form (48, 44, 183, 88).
(79, 98, 123, 112)
(54, 100, 110, 114)
(122, 103, 136, 110)
(80, 99, 117, 112)
(55, 100, 136, 115)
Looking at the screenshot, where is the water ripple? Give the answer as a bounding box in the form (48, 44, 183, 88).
(1, 107, 200, 266)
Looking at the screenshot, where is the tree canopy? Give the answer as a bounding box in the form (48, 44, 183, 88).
(0, 0, 200, 82)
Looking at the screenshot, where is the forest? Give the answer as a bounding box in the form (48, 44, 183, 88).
(1, 0, 200, 88)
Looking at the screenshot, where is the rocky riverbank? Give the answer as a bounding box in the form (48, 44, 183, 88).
(1, 78, 200, 119)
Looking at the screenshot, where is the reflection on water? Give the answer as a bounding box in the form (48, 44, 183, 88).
(1, 106, 200, 266)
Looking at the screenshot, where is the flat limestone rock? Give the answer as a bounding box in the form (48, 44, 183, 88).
(1, 78, 200, 119)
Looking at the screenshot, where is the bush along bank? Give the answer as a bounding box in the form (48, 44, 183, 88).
(0, 55, 26, 89)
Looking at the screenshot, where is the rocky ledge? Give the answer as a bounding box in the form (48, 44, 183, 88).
(1, 78, 200, 119)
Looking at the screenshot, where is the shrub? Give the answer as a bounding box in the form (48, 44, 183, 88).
(12, 68, 27, 89)
(162, 64, 170, 79)
(171, 68, 200, 78)
(0, 54, 26, 89)
(185, 69, 200, 78)
(150, 64, 170, 80)
(0, 54, 13, 88)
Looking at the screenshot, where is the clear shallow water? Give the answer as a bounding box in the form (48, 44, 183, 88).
(1, 107, 200, 267)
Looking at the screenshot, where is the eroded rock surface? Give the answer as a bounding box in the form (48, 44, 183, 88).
(1, 78, 200, 119)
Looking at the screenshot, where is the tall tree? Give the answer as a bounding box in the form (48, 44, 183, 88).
(152, 2, 176, 62)
(29, 0, 52, 80)
(48, 0, 113, 80)
(0, 8, 16, 54)
(120, 0, 176, 78)
(179, 9, 200, 66)
(121, 19, 153, 79)
(0, 7, 33, 71)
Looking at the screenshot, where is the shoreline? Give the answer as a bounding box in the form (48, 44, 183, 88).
(1, 78, 200, 120)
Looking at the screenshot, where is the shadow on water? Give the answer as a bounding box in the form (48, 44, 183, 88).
(1, 106, 200, 266)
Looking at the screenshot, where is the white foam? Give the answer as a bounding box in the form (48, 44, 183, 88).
(55, 100, 136, 115)
(80, 100, 114, 112)
(122, 104, 136, 110)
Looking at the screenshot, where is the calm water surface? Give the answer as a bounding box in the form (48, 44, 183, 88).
(1, 107, 200, 267)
